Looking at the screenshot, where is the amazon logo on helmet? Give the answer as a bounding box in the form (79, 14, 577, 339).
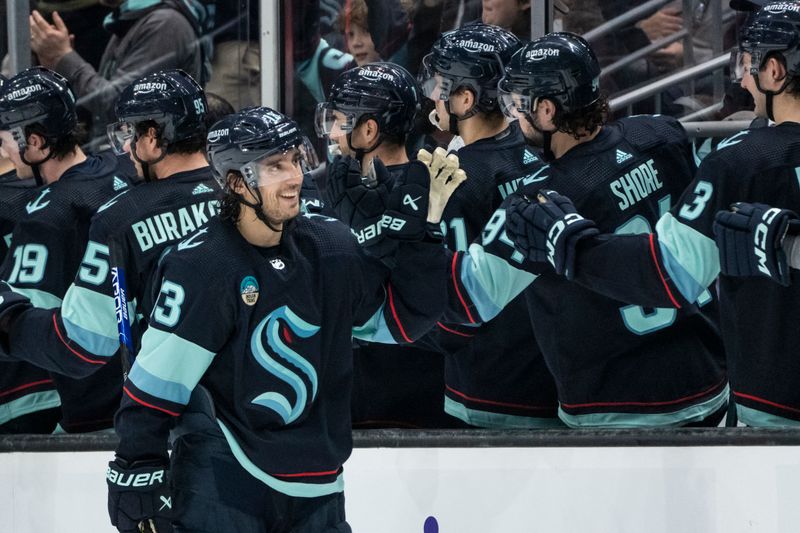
(526, 48, 560, 61)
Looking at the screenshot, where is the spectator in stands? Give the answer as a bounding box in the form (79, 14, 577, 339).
(28, 1, 207, 140)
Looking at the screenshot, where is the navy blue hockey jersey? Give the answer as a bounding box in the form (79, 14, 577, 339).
(433, 122, 559, 428)
(0, 151, 134, 432)
(444, 115, 727, 427)
(570, 122, 800, 426)
(115, 215, 447, 496)
(7, 167, 219, 378)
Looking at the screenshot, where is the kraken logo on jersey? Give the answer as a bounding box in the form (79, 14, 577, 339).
(240, 275, 259, 305)
(250, 306, 321, 424)
(132, 200, 219, 252)
(25, 188, 51, 214)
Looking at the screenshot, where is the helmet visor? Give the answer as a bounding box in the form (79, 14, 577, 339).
(107, 121, 135, 155)
(498, 87, 534, 122)
(240, 146, 306, 188)
(420, 54, 454, 101)
(314, 103, 356, 139)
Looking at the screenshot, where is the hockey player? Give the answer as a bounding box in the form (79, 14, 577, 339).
(105, 106, 458, 533)
(0, 67, 135, 433)
(315, 62, 456, 428)
(0, 69, 219, 384)
(428, 32, 727, 428)
(506, 4, 800, 427)
(0, 73, 61, 433)
(416, 23, 560, 428)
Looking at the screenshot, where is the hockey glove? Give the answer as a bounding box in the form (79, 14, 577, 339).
(713, 202, 800, 286)
(505, 190, 599, 279)
(0, 281, 31, 334)
(418, 147, 467, 225)
(107, 458, 173, 533)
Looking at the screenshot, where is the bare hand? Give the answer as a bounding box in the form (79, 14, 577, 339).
(651, 41, 684, 72)
(637, 8, 683, 42)
(418, 147, 467, 224)
(30, 10, 74, 68)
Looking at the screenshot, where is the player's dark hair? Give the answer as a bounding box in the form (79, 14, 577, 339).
(552, 93, 609, 140)
(219, 171, 244, 222)
(354, 114, 406, 147)
(204, 92, 235, 128)
(24, 122, 84, 160)
(762, 51, 800, 98)
(135, 119, 206, 155)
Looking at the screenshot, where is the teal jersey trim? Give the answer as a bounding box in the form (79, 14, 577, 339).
(61, 285, 126, 357)
(655, 213, 719, 303)
(10, 285, 62, 310)
(0, 390, 61, 425)
(460, 243, 536, 323)
(217, 419, 345, 498)
(131, 327, 216, 405)
(737, 404, 800, 428)
(352, 296, 396, 344)
(444, 396, 564, 429)
(559, 384, 729, 428)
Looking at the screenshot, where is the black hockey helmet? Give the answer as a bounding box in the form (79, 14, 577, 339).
(107, 69, 207, 155)
(734, 2, 800, 81)
(0, 67, 77, 152)
(315, 62, 420, 141)
(207, 106, 307, 189)
(420, 23, 521, 115)
(498, 32, 601, 121)
(0, 74, 6, 89)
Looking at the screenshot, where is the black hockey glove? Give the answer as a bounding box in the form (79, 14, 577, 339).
(0, 281, 31, 334)
(381, 159, 431, 241)
(505, 190, 599, 279)
(713, 202, 800, 286)
(107, 458, 173, 533)
(323, 155, 390, 245)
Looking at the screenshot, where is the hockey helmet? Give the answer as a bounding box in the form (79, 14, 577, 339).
(420, 23, 521, 114)
(315, 62, 420, 141)
(0, 67, 77, 153)
(108, 69, 207, 155)
(498, 32, 601, 121)
(206, 106, 307, 189)
(732, 2, 800, 83)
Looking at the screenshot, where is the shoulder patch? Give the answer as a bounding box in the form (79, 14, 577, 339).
(240, 276, 259, 306)
(25, 188, 51, 214)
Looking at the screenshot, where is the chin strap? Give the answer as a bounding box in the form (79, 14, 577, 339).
(235, 185, 287, 234)
(754, 71, 792, 122)
(346, 132, 385, 166)
(131, 139, 168, 182)
(443, 100, 481, 135)
(20, 149, 54, 187)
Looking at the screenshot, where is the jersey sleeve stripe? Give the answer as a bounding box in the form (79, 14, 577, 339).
(128, 364, 193, 406)
(451, 253, 477, 324)
(648, 234, 682, 309)
(436, 322, 474, 337)
(560, 377, 726, 409)
(9, 285, 62, 310)
(134, 327, 216, 400)
(122, 386, 180, 417)
(386, 283, 412, 344)
(655, 213, 719, 303)
(733, 391, 800, 415)
(52, 313, 107, 365)
(61, 285, 126, 357)
(352, 299, 396, 344)
(0, 379, 54, 399)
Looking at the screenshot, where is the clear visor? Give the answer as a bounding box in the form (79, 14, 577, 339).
(314, 104, 356, 139)
(421, 73, 453, 102)
(240, 147, 306, 188)
(299, 136, 321, 171)
(107, 121, 135, 155)
(731, 50, 748, 83)
(498, 88, 535, 122)
(0, 126, 26, 156)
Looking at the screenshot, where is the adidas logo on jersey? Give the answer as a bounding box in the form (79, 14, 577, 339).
(192, 183, 215, 195)
(616, 149, 633, 164)
(113, 176, 127, 191)
(522, 149, 538, 165)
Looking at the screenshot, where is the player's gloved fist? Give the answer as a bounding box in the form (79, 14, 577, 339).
(713, 202, 800, 286)
(324, 155, 390, 245)
(417, 147, 467, 225)
(382, 159, 433, 240)
(0, 281, 31, 334)
(107, 458, 173, 533)
(505, 190, 599, 279)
